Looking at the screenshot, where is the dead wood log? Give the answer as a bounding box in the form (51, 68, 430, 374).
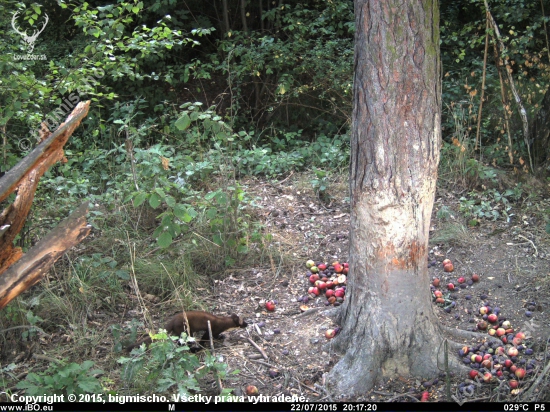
(0, 202, 91, 309)
(0, 101, 90, 203)
(0, 101, 92, 308)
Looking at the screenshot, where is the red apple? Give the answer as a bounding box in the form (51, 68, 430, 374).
(442, 259, 452, 266)
(469, 370, 478, 379)
(509, 380, 519, 389)
(265, 301, 276, 311)
(334, 289, 345, 298)
(325, 329, 336, 339)
(245, 385, 259, 395)
(447, 283, 455, 290)
(317, 281, 327, 290)
(435, 298, 445, 304)
(342, 267, 349, 275)
(488, 314, 498, 323)
(510, 365, 517, 374)
(434, 290, 443, 298)
(475, 354, 483, 364)
(496, 328, 506, 337)
(496, 370, 503, 377)
(515, 368, 526, 379)
(457, 277, 465, 284)
(508, 347, 519, 357)
(309, 274, 319, 283)
(471, 273, 480, 282)
(482, 372, 493, 382)
(512, 337, 522, 346)
(343, 262, 349, 268)
(482, 359, 492, 369)
(326, 289, 335, 298)
(325, 281, 334, 289)
(444, 263, 454, 272)
(334, 263, 344, 273)
(311, 287, 320, 296)
(483, 353, 492, 360)
(328, 296, 336, 304)
(432, 278, 440, 287)
(504, 359, 513, 368)
(515, 332, 526, 340)
(318, 263, 327, 271)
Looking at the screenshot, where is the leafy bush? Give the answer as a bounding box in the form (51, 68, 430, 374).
(16, 361, 103, 396)
(117, 330, 237, 396)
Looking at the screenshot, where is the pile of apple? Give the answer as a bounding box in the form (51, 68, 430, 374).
(430, 258, 481, 314)
(459, 331, 537, 392)
(301, 259, 347, 307)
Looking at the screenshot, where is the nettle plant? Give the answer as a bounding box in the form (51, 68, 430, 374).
(117, 330, 237, 397)
(459, 186, 523, 222)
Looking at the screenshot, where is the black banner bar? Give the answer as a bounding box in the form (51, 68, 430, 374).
(0, 402, 548, 412)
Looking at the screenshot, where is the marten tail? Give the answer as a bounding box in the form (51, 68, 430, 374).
(125, 336, 152, 352)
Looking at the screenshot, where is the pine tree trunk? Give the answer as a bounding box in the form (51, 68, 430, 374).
(328, 0, 444, 395)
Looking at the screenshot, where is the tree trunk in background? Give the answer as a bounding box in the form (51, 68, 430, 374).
(531, 85, 550, 168)
(240, 0, 248, 32)
(222, 0, 230, 34)
(327, 0, 445, 395)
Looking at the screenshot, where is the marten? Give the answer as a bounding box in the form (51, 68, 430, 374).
(126, 311, 248, 352)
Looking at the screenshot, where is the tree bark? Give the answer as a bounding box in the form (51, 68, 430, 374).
(327, 0, 448, 395)
(0, 202, 91, 309)
(240, 0, 248, 32)
(222, 0, 231, 35)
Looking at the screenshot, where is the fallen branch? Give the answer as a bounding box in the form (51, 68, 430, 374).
(243, 336, 268, 360)
(207, 320, 224, 395)
(517, 234, 538, 257)
(0, 202, 91, 309)
(484, 2, 533, 170)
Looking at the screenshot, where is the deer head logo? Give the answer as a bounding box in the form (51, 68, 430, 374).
(11, 11, 49, 53)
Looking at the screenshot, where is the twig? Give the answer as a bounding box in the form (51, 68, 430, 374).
(522, 360, 550, 401)
(297, 380, 320, 396)
(517, 234, 538, 256)
(314, 383, 334, 402)
(386, 393, 419, 402)
(32, 353, 63, 364)
(244, 337, 269, 360)
(475, 17, 490, 152)
(484, 2, 533, 170)
(0, 325, 46, 335)
(295, 307, 323, 319)
(207, 320, 224, 395)
(250, 359, 276, 368)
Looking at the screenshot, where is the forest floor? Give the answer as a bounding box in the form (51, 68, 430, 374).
(2, 171, 549, 403)
(208, 172, 550, 403)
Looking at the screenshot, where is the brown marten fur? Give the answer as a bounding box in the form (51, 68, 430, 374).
(126, 311, 247, 352)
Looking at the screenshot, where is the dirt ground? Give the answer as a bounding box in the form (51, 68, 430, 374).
(3, 172, 549, 403)
(198, 174, 550, 402)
